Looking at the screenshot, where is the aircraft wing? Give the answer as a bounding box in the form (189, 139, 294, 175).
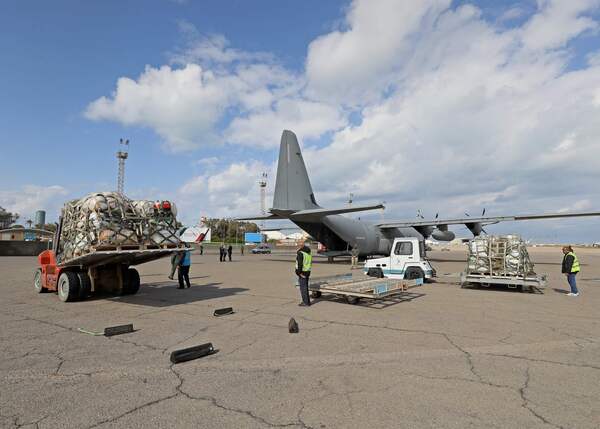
(376, 211, 600, 229)
(290, 204, 384, 219)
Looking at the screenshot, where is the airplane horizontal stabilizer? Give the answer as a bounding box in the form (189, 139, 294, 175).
(235, 214, 287, 221)
(290, 204, 384, 219)
(376, 210, 600, 229)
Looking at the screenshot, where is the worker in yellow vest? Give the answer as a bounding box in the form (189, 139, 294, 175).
(295, 240, 313, 306)
(561, 246, 580, 296)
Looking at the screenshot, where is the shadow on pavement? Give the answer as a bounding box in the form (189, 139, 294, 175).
(462, 284, 544, 294)
(101, 281, 248, 308)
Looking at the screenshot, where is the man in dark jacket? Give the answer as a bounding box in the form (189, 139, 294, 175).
(295, 240, 313, 306)
(227, 244, 233, 261)
(561, 246, 580, 296)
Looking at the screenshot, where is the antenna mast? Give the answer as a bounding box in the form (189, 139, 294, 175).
(258, 172, 268, 228)
(116, 139, 129, 194)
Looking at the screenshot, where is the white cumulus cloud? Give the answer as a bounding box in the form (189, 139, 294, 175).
(0, 185, 68, 224)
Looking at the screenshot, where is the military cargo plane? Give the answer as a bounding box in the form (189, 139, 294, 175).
(238, 130, 600, 257)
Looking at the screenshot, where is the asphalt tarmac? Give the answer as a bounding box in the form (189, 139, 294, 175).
(1, 247, 599, 428)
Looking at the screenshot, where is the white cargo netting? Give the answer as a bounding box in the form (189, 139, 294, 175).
(466, 235, 535, 277)
(57, 192, 180, 263)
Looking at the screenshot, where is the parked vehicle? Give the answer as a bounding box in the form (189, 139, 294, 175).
(251, 244, 272, 254)
(364, 237, 435, 280)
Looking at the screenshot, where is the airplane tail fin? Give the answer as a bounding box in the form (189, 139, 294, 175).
(272, 130, 320, 211)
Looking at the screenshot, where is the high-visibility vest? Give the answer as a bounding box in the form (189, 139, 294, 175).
(568, 252, 580, 273)
(296, 251, 312, 272)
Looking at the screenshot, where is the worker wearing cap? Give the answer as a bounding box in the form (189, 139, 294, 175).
(561, 246, 580, 296)
(296, 240, 313, 306)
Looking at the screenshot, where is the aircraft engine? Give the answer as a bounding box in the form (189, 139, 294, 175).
(465, 222, 483, 236)
(431, 228, 455, 241)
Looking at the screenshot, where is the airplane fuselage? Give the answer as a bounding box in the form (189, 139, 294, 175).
(291, 214, 422, 256)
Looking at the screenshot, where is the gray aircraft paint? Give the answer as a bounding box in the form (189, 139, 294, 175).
(268, 130, 417, 256)
(238, 130, 600, 257)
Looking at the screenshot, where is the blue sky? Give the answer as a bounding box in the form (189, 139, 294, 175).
(0, 0, 346, 190)
(2, 0, 600, 243)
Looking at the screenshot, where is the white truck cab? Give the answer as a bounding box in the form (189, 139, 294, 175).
(364, 237, 435, 280)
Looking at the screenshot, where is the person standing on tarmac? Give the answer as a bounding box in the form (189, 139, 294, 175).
(227, 244, 233, 261)
(219, 243, 225, 262)
(295, 240, 313, 306)
(168, 250, 183, 280)
(178, 245, 192, 289)
(561, 246, 580, 296)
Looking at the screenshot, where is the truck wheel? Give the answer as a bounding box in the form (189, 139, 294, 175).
(57, 271, 80, 302)
(404, 268, 424, 280)
(345, 295, 360, 305)
(34, 269, 47, 293)
(77, 272, 92, 300)
(367, 268, 384, 278)
(125, 268, 140, 295)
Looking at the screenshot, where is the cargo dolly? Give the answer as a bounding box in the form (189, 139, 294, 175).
(296, 274, 423, 305)
(459, 272, 547, 293)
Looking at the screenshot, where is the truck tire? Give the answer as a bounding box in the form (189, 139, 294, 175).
(367, 268, 384, 278)
(34, 268, 47, 293)
(404, 267, 424, 281)
(124, 268, 140, 295)
(77, 272, 92, 300)
(57, 271, 80, 302)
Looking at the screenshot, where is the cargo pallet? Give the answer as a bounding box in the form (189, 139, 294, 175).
(459, 272, 547, 292)
(34, 215, 184, 303)
(297, 274, 423, 305)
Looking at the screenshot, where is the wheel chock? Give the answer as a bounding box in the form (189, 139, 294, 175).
(170, 342, 215, 364)
(288, 318, 299, 333)
(104, 324, 134, 337)
(77, 328, 103, 336)
(213, 307, 234, 317)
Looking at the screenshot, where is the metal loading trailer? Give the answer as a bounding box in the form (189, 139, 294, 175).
(459, 272, 547, 292)
(34, 246, 182, 302)
(297, 274, 423, 305)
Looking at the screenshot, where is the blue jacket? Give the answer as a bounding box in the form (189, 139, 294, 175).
(180, 250, 191, 266)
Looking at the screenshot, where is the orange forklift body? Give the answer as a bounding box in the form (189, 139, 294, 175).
(38, 250, 63, 291)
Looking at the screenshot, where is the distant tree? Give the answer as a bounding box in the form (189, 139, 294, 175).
(0, 206, 19, 229)
(12, 225, 24, 229)
(43, 223, 57, 232)
(203, 218, 259, 242)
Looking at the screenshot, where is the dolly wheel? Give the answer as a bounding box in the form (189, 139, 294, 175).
(57, 272, 81, 302)
(34, 268, 47, 293)
(310, 290, 322, 299)
(345, 295, 360, 305)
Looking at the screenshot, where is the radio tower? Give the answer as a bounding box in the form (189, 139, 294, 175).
(259, 172, 268, 215)
(116, 139, 129, 194)
(258, 172, 267, 227)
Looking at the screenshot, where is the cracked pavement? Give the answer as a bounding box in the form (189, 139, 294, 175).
(1, 247, 599, 428)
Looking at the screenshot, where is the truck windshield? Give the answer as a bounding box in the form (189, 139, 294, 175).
(394, 242, 412, 255)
